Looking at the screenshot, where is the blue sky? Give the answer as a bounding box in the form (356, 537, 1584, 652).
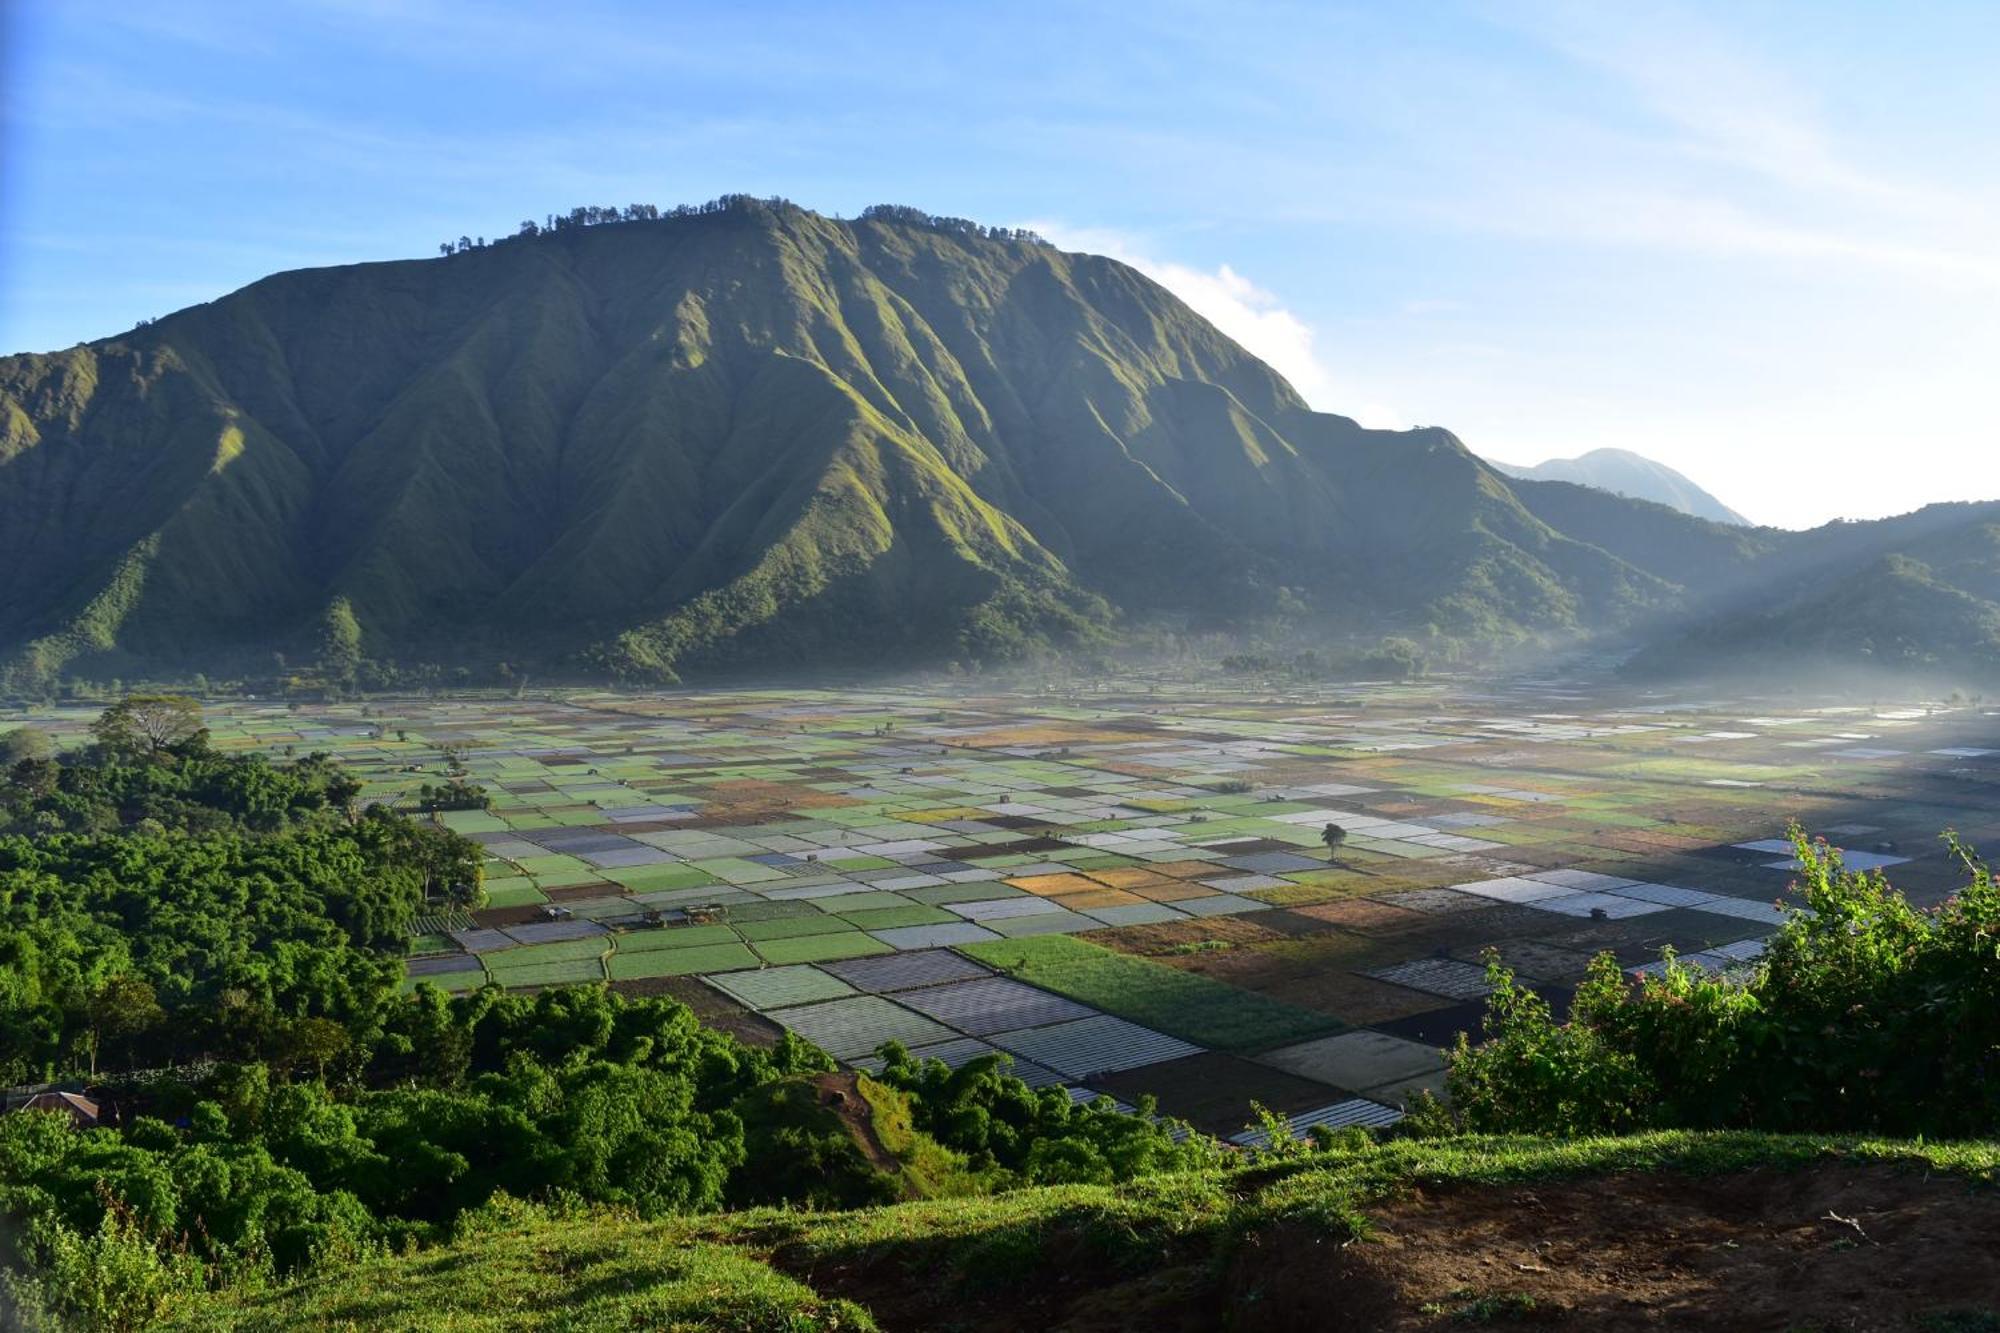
(5, 1, 1997, 527)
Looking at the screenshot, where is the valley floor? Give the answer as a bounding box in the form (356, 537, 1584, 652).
(15, 670, 1999, 1140)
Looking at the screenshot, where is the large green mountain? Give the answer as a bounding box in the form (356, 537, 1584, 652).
(1, 197, 1992, 683)
(0, 198, 1674, 683)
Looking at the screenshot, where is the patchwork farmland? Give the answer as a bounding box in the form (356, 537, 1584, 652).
(27, 675, 1998, 1140)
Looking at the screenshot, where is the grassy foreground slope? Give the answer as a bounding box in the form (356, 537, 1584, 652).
(171, 1131, 2000, 1331)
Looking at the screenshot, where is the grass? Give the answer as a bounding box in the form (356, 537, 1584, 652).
(398, 969, 484, 994)
(480, 880, 547, 909)
(164, 1130, 2000, 1331)
(852, 1075, 989, 1200)
(1420, 1289, 1541, 1322)
(837, 904, 958, 931)
(755, 933, 894, 965)
(165, 1220, 875, 1331)
(611, 923, 739, 953)
(479, 936, 610, 969)
(606, 864, 717, 891)
(608, 942, 760, 979)
(959, 934, 1341, 1053)
(736, 914, 844, 942)
(480, 958, 606, 988)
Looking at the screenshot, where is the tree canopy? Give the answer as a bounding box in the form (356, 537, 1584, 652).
(0, 701, 1214, 1330)
(88, 695, 205, 759)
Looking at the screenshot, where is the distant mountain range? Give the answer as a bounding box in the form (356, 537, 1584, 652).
(3, 197, 1995, 685)
(1489, 448, 1751, 526)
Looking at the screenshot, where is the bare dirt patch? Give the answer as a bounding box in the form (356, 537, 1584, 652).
(542, 881, 622, 903)
(1289, 899, 1435, 936)
(1092, 916, 1292, 957)
(1231, 1165, 2000, 1331)
(607, 976, 785, 1047)
(811, 1071, 900, 1175)
(1091, 1051, 1339, 1134)
(470, 904, 550, 928)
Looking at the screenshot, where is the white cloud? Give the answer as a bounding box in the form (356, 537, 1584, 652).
(1505, 0, 1915, 207)
(1020, 221, 1405, 428)
(1467, 2, 2000, 287)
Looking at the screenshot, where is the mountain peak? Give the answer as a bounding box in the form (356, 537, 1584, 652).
(1488, 447, 1752, 526)
(0, 203, 1673, 684)
(17, 199, 1994, 688)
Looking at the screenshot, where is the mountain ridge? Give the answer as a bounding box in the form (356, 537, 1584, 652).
(0, 198, 1677, 684)
(3, 196, 1995, 685)
(1491, 447, 1752, 526)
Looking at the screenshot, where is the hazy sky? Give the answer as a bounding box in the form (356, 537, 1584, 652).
(4, 1, 1996, 528)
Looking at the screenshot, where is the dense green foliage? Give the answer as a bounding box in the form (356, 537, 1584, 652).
(1, 986, 824, 1256)
(0, 986, 841, 1329)
(1, 984, 1206, 1329)
(2, 726, 56, 767)
(3, 704, 361, 838)
(0, 704, 1225, 1330)
(1219, 636, 1427, 681)
(1444, 830, 2000, 1136)
(0, 704, 477, 1084)
(0, 820, 448, 1081)
(412, 778, 489, 812)
(724, 1069, 1004, 1211)
(873, 1043, 1215, 1184)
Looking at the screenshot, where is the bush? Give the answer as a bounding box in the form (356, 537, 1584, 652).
(8, 1191, 207, 1333)
(873, 1044, 1215, 1184)
(1446, 827, 2000, 1136)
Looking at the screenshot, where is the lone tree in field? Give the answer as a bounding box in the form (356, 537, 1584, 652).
(319, 596, 365, 685)
(90, 695, 206, 759)
(1321, 822, 1349, 861)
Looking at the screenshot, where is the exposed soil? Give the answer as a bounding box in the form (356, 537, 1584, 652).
(782, 1163, 2000, 1333)
(1208, 909, 1339, 939)
(1093, 921, 1450, 1026)
(469, 904, 550, 928)
(779, 1071, 904, 1177)
(1229, 1165, 2000, 1331)
(605, 976, 786, 1047)
(1092, 1051, 1343, 1134)
(1287, 899, 1435, 936)
(542, 881, 622, 902)
(954, 724, 1157, 749)
(1092, 916, 1294, 956)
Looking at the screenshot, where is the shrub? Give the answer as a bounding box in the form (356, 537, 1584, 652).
(9, 1191, 207, 1333)
(1446, 827, 2000, 1136)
